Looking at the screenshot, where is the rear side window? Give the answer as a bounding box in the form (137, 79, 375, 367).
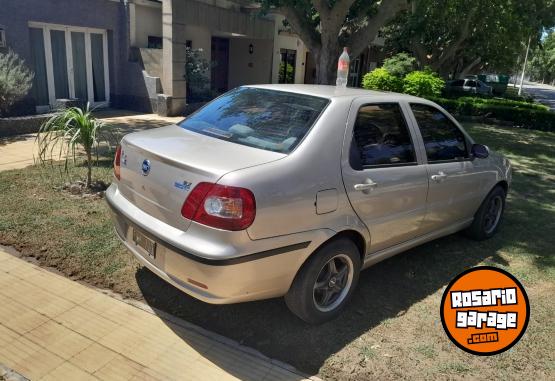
(451, 80, 465, 87)
(179, 87, 329, 153)
(410, 103, 469, 162)
(350, 103, 416, 169)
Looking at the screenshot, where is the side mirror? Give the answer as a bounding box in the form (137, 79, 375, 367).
(471, 143, 490, 159)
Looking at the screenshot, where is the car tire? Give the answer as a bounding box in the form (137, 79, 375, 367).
(285, 238, 361, 324)
(466, 185, 506, 241)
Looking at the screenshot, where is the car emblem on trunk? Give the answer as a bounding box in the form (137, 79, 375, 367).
(174, 181, 192, 191)
(141, 159, 151, 176)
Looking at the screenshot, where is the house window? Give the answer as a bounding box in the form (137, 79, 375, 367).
(279, 49, 296, 84)
(28, 22, 110, 110)
(148, 36, 162, 49)
(29, 28, 49, 106)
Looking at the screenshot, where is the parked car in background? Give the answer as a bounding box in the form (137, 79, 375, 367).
(107, 85, 511, 324)
(446, 78, 494, 95)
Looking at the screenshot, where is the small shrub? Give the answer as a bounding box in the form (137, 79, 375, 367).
(184, 47, 214, 102)
(403, 71, 445, 98)
(362, 68, 403, 92)
(383, 53, 416, 78)
(0, 50, 34, 116)
(38, 104, 116, 188)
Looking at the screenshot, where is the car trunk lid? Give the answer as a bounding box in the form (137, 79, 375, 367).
(118, 125, 285, 232)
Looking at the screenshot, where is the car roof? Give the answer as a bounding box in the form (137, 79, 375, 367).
(244, 84, 424, 102)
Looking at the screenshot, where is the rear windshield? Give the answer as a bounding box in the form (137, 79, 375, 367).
(179, 87, 329, 153)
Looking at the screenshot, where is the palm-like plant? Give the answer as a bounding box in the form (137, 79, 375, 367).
(37, 104, 114, 188)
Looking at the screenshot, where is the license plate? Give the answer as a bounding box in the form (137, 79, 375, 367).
(132, 229, 156, 259)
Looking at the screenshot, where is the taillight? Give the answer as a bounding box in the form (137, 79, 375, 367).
(181, 182, 256, 231)
(114, 145, 122, 180)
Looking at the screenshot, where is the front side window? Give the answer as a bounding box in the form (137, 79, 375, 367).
(411, 103, 469, 162)
(350, 103, 416, 169)
(179, 87, 329, 154)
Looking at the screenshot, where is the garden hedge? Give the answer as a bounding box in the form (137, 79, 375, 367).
(430, 97, 555, 131)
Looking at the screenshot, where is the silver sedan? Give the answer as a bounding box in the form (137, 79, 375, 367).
(107, 85, 511, 324)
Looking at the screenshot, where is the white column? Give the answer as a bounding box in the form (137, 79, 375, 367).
(161, 0, 187, 115)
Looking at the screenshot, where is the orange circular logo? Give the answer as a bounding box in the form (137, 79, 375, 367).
(440, 266, 529, 356)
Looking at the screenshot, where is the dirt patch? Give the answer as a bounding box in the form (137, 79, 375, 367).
(60, 179, 108, 199)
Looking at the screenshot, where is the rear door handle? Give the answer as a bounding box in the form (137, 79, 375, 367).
(431, 171, 448, 182)
(354, 180, 377, 192)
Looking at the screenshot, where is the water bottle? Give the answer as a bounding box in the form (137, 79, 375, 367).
(336, 47, 350, 87)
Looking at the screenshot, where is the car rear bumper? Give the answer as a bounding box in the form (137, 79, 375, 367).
(106, 183, 332, 304)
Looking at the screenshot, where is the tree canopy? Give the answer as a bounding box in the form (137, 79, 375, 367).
(384, 0, 555, 78)
(264, 0, 555, 82)
(529, 31, 555, 84)
(260, 0, 408, 84)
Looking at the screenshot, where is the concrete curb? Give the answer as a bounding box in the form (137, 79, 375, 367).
(1, 245, 322, 381)
(99, 288, 323, 381)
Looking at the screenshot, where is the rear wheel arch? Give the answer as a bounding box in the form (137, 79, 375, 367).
(300, 230, 366, 271)
(332, 230, 366, 262)
(285, 229, 366, 296)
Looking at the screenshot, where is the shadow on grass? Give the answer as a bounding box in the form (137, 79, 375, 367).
(132, 123, 554, 377)
(135, 232, 510, 376)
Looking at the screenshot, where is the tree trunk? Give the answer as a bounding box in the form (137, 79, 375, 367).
(276, 0, 407, 85)
(459, 57, 482, 79)
(314, 33, 341, 85)
(314, 47, 340, 85)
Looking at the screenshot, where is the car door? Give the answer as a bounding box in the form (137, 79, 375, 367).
(407, 103, 486, 234)
(341, 100, 429, 253)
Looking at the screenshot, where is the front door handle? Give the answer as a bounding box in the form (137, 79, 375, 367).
(431, 171, 448, 182)
(354, 180, 378, 192)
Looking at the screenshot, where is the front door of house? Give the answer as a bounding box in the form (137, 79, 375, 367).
(211, 37, 229, 94)
(29, 22, 110, 112)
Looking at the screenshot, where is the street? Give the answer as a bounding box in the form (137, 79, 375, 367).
(523, 82, 555, 111)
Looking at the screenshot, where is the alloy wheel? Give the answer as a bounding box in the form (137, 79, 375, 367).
(483, 195, 503, 234)
(313, 254, 354, 312)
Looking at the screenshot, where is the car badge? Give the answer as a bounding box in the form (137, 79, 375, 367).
(141, 159, 151, 176)
(174, 181, 193, 191)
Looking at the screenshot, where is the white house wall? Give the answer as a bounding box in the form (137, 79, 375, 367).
(271, 15, 308, 84)
(228, 38, 273, 89)
(185, 25, 212, 63)
(134, 3, 162, 47)
(172, 0, 274, 39)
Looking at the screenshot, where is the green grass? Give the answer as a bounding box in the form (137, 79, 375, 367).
(463, 123, 555, 282)
(0, 123, 554, 380)
(0, 159, 140, 296)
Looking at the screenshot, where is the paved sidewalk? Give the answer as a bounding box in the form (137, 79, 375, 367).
(0, 135, 38, 172)
(0, 247, 311, 381)
(0, 110, 181, 172)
